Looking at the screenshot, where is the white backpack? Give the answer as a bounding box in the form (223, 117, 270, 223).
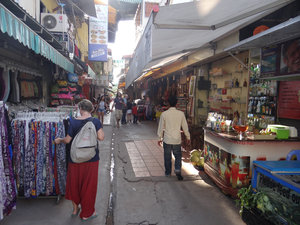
(71, 119, 97, 163)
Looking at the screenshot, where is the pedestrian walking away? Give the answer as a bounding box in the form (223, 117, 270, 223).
(54, 99, 105, 221)
(121, 94, 128, 124)
(157, 96, 190, 180)
(97, 95, 107, 124)
(111, 92, 124, 128)
(126, 97, 133, 123)
(132, 103, 138, 124)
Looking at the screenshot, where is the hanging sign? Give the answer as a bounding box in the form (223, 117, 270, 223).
(278, 81, 300, 119)
(88, 3, 108, 61)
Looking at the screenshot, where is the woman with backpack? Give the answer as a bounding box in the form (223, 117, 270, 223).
(54, 99, 104, 221)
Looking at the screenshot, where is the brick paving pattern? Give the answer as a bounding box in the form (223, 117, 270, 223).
(125, 140, 165, 177)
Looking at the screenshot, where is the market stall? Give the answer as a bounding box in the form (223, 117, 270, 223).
(201, 14, 300, 198)
(204, 128, 300, 196)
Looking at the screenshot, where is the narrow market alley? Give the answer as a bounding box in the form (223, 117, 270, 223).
(110, 115, 245, 225)
(1, 1, 300, 225)
(0, 112, 245, 225)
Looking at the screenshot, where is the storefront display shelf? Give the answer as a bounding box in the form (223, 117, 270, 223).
(210, 73, 232, 77)
(203, 128, 300, 197)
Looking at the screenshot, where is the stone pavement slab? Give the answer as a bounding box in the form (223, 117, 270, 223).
(125, 139, 199, 178)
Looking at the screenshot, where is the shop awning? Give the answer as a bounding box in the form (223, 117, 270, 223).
(88, 65, 96, 79)
(224, 15, 300, 52)
(0, 2, 74, 73)
(105, 87, 115, 94)
(125, 0, 294, 88)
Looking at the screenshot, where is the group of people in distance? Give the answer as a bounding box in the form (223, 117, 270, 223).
(111, 92, 139, 128)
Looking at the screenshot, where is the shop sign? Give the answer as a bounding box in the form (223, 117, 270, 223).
(67, 73, 78, 83)
(88, 3, 108, 62)
(260, 46, 279, 77)
(258, 38, 300, 78)
(280, 38, 300, 75)
(113, 59, 125, 69)
(278, 81, 300, 120)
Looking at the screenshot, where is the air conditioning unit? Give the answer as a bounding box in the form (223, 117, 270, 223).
(41, 13, 69, 33)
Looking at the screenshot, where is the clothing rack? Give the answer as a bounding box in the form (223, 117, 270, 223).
(43, 106, 78, 118)
(10, 111, 68, 203)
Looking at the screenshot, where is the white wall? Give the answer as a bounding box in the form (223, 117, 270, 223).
(14, 0, 40, 21)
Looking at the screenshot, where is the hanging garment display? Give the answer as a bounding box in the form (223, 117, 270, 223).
(0, 103, 17, 220)
(11, 112, 67, 198)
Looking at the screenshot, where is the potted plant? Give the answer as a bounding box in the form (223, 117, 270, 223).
(236, 185, 274, 225)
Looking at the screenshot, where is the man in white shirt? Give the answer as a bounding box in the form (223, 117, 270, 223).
(157, 96, 191, 180)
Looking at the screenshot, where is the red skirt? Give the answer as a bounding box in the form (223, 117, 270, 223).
(65, 161, 99, 218)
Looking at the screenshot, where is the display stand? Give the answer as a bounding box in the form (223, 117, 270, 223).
(203, 128, 300, 197)
(251, 160, 300, 224)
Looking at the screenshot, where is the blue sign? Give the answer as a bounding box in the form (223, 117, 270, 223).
(88, 44, 107, 61)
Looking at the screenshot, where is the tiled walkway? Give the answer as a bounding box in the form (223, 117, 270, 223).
(125, 140, 165, 177)
(125, 140, 199, 178)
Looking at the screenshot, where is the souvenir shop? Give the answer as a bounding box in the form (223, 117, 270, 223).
(0, 62, 76, 220)
(0, 3, 79, 220)
(145, 70, 195, 121)
(201, 17, 300, 203)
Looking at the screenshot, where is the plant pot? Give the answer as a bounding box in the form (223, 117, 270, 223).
(242, 208, 274, 225)
(193, 165, 204, 171)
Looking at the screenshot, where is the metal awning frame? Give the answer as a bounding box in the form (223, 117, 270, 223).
(224, 15, 300, 52)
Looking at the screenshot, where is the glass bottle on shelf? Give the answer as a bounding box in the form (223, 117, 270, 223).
(235, 78, 239, 88)
(243, 78, 247, 87)
(248, 97, 253, 113)
(260, 97, 265, 114)
(256, 98, 261, 114)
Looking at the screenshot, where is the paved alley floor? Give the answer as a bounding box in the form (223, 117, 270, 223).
(111, 117, 245, 225)
(125, 140, 199, 178)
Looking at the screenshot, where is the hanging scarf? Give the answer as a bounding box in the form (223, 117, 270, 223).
(0, 106, 17, 216)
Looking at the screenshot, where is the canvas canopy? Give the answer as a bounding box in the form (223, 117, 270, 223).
(125, 0, 294, 88)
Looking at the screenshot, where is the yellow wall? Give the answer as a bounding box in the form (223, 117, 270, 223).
(76, 22, 89, 61)
(41, 0, 58, 13)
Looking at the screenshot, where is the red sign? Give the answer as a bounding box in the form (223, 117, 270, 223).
(278, 81, 300, 119)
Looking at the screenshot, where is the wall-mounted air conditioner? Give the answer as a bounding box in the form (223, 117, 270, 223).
(41, 13, 69, 33)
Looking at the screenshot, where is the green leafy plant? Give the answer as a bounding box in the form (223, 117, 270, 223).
(236, 185, 274, 216)
(236, 185, 256, 215)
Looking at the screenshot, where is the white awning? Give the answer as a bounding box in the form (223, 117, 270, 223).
(144, 52, 190, 72)
(224, 15, 300, 52)
(88, 65, 96, 79)
(125, 0, 294, 88)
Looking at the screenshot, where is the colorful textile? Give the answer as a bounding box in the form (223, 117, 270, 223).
(0, 105, 17, 218)
(55, 121, 66, 195)
(10, 118, 67, 198)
